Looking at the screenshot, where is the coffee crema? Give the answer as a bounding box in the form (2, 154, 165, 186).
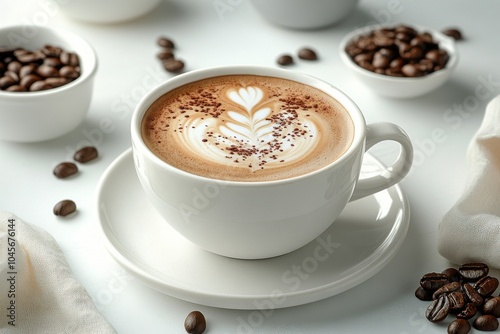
(142, 75, 354, 182)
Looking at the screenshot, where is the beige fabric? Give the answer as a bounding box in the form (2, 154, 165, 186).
(0, 211, 116, 333)
(438, 94, 500, 268)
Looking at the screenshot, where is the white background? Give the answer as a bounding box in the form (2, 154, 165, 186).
(1, 0, 500, 333)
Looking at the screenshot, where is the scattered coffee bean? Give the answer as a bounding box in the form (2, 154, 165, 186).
(157, 49, 174, 60)
(442, 28, 463, 41)
(442, 268, 462, 282)
(448, 318, 471, 334)
(0, 44, 80, 92)
(344, 24, 450, 77)
(415, 286, 433, 301)
(474, 276, 499, 297)
(482, 297, 500, 317)
(298, 47, 318, 60)
(157, 36, 175, 49)
(473, 314, 499, 331)
(53, 162, 78, 178)
(433, 281, 461, 299)
(420, 272, 450, 291)
(459, 263, 488, 281)
(163, 59, 185, 73)
(457, 303, 477, 320)
(426, 295, 450, 322)
(53, 199, 77, 217)
(184, 311, 206, 334)
(461, 283, 483, 307)
(74, 146, 98, 163)
(277, 54, 294, 66)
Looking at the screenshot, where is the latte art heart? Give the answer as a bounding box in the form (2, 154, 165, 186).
(175, 86, 320, 171)
(142, 75, 354, 182)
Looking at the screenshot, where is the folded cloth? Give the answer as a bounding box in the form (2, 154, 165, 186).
(438, 94, 500, 268)
(0, 211, 116, 333)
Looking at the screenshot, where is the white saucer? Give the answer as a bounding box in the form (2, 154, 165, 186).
(96, 148, 410, 310)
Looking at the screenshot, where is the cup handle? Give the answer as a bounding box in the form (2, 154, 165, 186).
(349, 122, 413, 202)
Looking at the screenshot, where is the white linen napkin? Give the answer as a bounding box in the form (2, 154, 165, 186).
(0, 211, 116, 333)
(438, 94, 500, 268)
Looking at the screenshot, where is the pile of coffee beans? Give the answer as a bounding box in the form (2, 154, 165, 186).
(0, 44, 80, 92)
(156, 36, 185, 73)
(276, 47, 319, 66)
(416, 262, 500, 333)
(52, 146, 99, 217)
(344, 24, 451, 78)
(184, 310, 206, 334)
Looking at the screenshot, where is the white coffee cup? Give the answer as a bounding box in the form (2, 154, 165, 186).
(131, 65, 413, 259)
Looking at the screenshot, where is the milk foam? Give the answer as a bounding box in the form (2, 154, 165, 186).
(142, 75, 354, 182)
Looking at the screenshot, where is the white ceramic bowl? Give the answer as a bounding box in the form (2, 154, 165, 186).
(339, 25, 458, 98)
(250, 0, 359, 30)
(52, 0, 162, 24)
(0, 25, 97, 142)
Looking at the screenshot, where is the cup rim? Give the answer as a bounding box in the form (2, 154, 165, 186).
(131, 65, 366, 185)
(0, 24, 98, 99)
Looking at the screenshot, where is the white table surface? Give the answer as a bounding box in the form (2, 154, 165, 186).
(2, 0, 500, 333)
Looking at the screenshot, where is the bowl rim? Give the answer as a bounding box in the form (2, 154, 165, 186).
(339, 23, 458, 83)
(0, 24, 98, 99)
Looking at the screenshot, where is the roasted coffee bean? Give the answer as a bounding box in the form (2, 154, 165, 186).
(442, 268, 462, 282)
(277, 54, 294, 66)
(59, 66, 79, 79)
(163, 59, 185, 73)
(184, 311, 206, 334)
(442, 28, 463, 41)
(19, 64, 36, 77)
(0, 76, 16, 89)
(74, 146, 98, 163)
(7, 60, 22, 73)
(53, 162, 78, 178)
(20, 74, 42, 89)
(401, 63, 423, 77)
(473, 314, 499, 331)
(53, 199, 77, 217)
(157, 36, 175, 49)
(46, 77, 69, 88)
(43, 57, 62, 67)
(448, 291, 466, 311)
(482, 296, 500, 317)
(29, 80, 52, 92)
(448, 318, 471, 334)
(415, 286, 434, 301)
(459, 263, 489, 281)
(426, 295, 450, 322)
(41, 44, 63, 57)
(4, 71, 19, 82)
(456, 303, 477, 320)
(421, 272, 450, 291)
(157, 50, 174, 60)
(474, 276, 499, 297)
(298, 48, 318, 60)
(461, 283, 484, 307)
(60, 51, 79, 66)
(37, 64, 59, 78)
(6, 85, 25, 92)
(433, 282, 461, 299)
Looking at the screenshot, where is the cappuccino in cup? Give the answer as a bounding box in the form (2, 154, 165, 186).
(141, 75, 354, 182)
(131, 66, 413, 259)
